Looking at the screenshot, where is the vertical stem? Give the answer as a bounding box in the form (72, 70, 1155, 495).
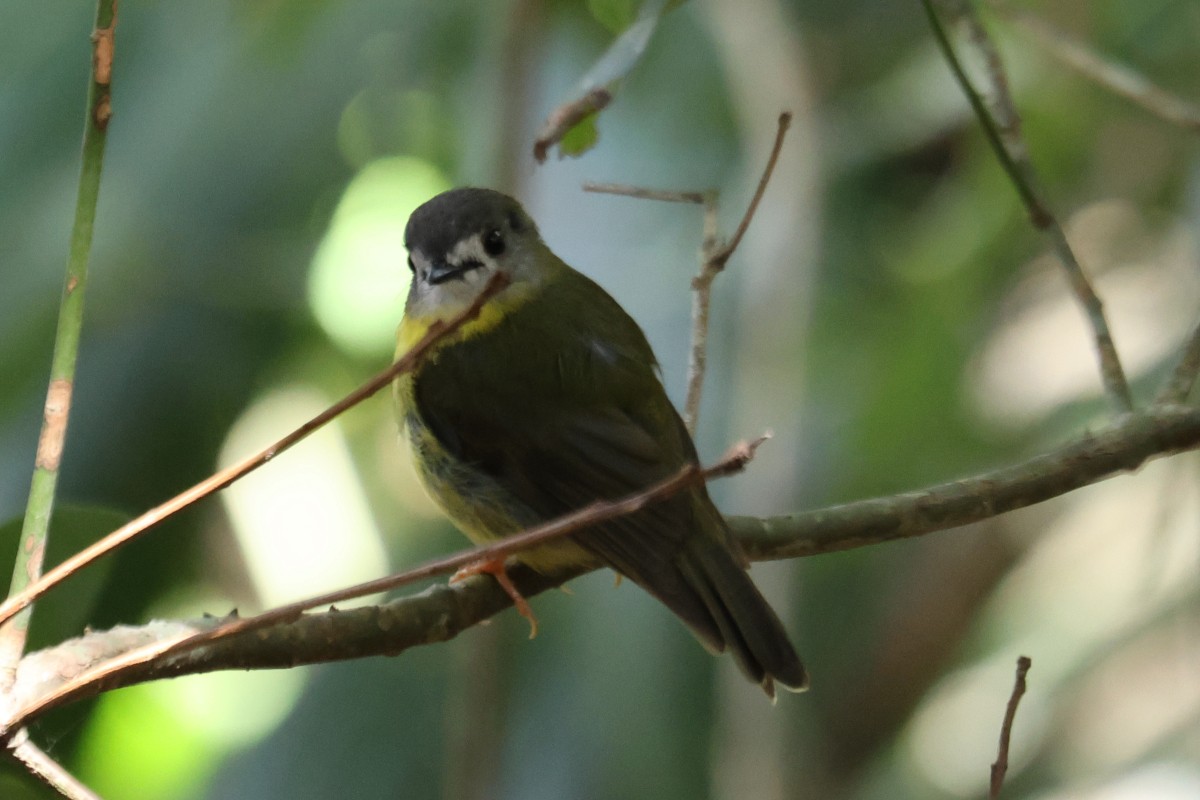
(683, 192, 720, 435)
(1, 0, 117, 677)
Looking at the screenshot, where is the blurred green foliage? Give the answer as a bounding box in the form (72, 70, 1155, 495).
(3, 1, 1200, 799)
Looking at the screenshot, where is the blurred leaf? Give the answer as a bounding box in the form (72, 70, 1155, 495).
(534, 0, 674, 161)
(556, 109, 601, 158)
(588, 0, 641, 32)
(589, 0, 687, 32)
(0, 506, 126, 651)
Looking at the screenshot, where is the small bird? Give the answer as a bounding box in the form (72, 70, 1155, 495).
(394, 187, 807, 697)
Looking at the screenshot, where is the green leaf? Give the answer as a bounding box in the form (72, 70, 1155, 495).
(588, 0, 641, 32)
(0, 506, 126, 651)
(534, 0, 677, 161)
(557, 113, 601, 159)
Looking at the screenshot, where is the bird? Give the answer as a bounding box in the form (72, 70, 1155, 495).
(393, 187, 807, 697)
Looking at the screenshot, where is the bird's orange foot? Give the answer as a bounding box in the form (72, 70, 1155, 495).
(451, 558, 539, 639)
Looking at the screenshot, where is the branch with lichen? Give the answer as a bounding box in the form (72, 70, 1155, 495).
(6, 402, 1200, 733)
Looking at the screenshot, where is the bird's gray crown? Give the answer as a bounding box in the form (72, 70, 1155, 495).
(404, 187, 537, 258)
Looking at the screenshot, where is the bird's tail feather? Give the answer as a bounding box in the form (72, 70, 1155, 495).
(675, 537, 809, 699)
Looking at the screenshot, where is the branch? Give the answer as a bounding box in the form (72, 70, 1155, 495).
(923, 0, 1134, 413)
(1, 0, 119, 682)
(993, 2, 1200, 135)
(989, 656, 1032, 799)
(7, 728, 101, 800)
(4, 438, 765, 731)
(0, 274, 510, 632)
(10, 406, 1200, 722)
(730, 404, 1200, 559)
(532, 0, 670, 162)
(1156, 318, 1200, 405)
(584, 111, 792, 434)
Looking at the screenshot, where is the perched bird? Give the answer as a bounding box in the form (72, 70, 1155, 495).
(394, 187, 807, 697)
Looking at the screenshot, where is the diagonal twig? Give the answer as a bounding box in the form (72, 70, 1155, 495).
(1155, 317, 1200, 405)
(923, 0, 1134, 414)
(8, 728, 101, 800)
(0, 274, 511, 632)
(3, 437, 766, 732)
(585, 111, 793, 433)
(532, 0, 670, 162)
(989, 655, 1032, 799)
(992, 1, 1200, 135)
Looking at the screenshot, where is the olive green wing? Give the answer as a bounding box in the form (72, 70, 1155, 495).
(411, 274, 807, 693)
(411, 278, 728, 648)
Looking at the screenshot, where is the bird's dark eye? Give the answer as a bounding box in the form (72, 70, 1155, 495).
(406, 254, 415, 272)
(482, 229, 505, 257)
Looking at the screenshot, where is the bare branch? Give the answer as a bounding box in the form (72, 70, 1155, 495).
(583, 183, 710, 205)
(8, 728, 101, 800)
(10, 407, 1200, 723)
(683, 112, 792, 432)
(993, 2, 1200, 134)
(532, 88, 611, 163)
(924, 0, 1134, 413)
(989, 656, 1032, 799)
(0, 274, 511, 631)
(4, 437, 766, 731)
(711, 111, 792, 268)
(586, 112, 793, 434)
(1156, 318, 1200, 405)
(730, 404, 1200, 558)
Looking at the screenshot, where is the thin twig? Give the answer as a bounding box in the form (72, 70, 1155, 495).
(1, 0, 119, 686)
(584, 181, 716, 434)
(684, 112, 792, 431)
(8, 728, 101, 800)
(710, 112, 792, 268)
(3, 437, 765, 731)
(923, 0, 1134, 414)
(585, 112, 793, 433)
(993, 1, 1200, 134)
(1155, 317, 1200, 405)
(989, 655, 1032, 799)
(0, 274, 511, 632)
(532, 88, 612, 163)
(583, 183, 710, 205)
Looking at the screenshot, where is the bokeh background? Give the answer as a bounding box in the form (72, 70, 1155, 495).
(2, 1, 1199, 798)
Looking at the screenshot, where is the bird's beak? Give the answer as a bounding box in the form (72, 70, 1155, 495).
(427, 258, 484, 285)
(427, 260, 460, 285)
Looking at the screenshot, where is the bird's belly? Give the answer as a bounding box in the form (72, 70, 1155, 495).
(404, 413, 597, 574)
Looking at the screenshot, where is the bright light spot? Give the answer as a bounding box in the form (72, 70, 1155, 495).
(1034, 763, 1200, 800)
(153, 669, 304, 744)
(986, 458, 1200, 683)
(219, 386, 389, 608)
(1061, 624, 1200, 772)
(77, 670, 303, 800)
(78, 683, 212, 800)
(309, 156, 450, 357)
(968, 201, 1199, 425)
